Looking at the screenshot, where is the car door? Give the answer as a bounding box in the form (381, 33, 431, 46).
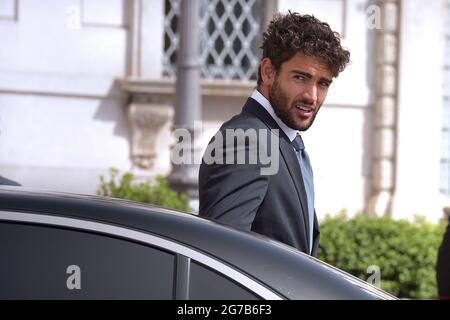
(0, 210, 281, 299)
(0, 220, 175, 299)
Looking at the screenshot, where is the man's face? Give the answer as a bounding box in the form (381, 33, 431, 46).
(268, 53, 333, 131)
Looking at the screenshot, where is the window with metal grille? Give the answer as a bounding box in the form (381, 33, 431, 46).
(163, 0, 265, 81)
(440, 0, 450, 195)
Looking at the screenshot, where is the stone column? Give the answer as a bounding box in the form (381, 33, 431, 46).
(168, 0, 203, 201)
(124, 0, 173, 175)
(127, 0, 165, 78)
(366, 0, 400, 216)
(127, 0, 141, 77)
(390, 0, 445, 222)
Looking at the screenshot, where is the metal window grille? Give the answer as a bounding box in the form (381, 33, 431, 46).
(163, 0, 263, 81)
(440, 0, 450, 195)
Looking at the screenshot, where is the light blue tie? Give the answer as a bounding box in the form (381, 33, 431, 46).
(292, 133, 314, 254)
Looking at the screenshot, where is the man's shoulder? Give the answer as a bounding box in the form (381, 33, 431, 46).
(220, 113, 266, 131)
(219, 100, 268, 132)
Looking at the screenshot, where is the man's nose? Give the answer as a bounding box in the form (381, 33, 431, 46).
(302, 84, 317, 104)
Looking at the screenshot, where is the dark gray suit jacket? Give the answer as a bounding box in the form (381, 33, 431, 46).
(0, 176, 20, 186)
(199, 97, 320, 256)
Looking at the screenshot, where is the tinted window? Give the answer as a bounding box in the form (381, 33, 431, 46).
(0, 222, 175, 299)
(189, 261, 259, 300)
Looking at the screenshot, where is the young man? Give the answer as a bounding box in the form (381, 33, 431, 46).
(198, 12, 350, 256)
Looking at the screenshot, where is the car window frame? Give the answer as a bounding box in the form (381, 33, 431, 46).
(0, 210, 283, 300)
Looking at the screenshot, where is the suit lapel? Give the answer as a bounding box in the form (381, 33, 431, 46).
(242, 98, 311, 247)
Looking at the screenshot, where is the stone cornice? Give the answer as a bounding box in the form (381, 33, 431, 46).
(118, 77, 256, 98)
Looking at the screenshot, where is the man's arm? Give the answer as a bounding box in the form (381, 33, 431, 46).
(198, 130, 269, 231)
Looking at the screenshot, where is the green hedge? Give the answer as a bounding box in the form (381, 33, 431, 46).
(317, 212, 447, 299)
(98, 168, 191, 212)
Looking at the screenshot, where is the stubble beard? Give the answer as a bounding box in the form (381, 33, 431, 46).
(269, 78, 318, 132)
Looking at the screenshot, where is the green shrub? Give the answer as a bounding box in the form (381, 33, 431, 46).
(98, 168, 191, 212)
(317, 212, 447, 299)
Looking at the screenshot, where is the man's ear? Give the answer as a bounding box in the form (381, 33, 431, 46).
(260, 58, 276, 85)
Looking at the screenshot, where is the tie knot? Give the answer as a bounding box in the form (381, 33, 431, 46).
(292, 134, 304, 151)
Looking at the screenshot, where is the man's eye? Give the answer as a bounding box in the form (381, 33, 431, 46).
(294, 75, 306, 80)
(319, 81, 330, 88)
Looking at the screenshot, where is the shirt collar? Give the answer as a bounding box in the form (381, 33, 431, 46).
(250, 89, 298, 142)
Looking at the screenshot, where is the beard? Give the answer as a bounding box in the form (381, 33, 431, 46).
(268, 78, 319, 132)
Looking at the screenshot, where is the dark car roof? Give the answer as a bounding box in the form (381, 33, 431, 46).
(0, 186, 395, 300)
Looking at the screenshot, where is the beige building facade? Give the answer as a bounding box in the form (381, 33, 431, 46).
(0, 0, 449, 221)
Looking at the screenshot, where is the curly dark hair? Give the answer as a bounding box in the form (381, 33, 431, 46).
(257, 12, 350, 85)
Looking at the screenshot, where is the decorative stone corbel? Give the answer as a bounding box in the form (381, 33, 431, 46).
(127, 103, 174, 169)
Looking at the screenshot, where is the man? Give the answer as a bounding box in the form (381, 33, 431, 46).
(198, 12, 350, 256)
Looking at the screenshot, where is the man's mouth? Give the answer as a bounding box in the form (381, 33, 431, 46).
(295, 104, 314, 116)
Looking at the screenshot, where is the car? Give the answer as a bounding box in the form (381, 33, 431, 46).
(0, 186, 396, 300)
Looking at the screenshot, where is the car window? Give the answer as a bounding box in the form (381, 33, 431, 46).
(189, 260, 260, 300)
(0, 222, 175, 299)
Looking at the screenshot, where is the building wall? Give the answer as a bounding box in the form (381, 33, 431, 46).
(0, 0, 448, 221)
(440, 0, 450, 196)
(392, 0, 446, 222)
(0, 0, 131, 194)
